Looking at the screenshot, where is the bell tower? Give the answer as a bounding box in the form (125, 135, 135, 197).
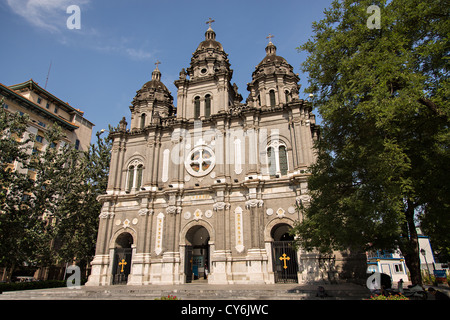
(246, 35, 300, 109)
(174, 19, 242, 120)
(130, 61, 174, 130)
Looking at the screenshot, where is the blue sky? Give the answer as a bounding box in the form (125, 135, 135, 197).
(0, 0, 332, 144)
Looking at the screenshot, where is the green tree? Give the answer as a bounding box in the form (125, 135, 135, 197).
(292, 0, 449, 285)
(0, 106, 35, 279)
(55, 128, 112, 276)
(0, 100, 113, 280)
(25, 123, 86, 270)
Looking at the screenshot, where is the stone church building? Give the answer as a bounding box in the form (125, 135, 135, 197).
(87, 23, 354, 286)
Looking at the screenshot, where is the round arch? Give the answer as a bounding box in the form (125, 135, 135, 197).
(264, 217, 295, 242)
(124, 154, 146, 168)
(179, 220, 215, 246)
(109, 228, 137, 249)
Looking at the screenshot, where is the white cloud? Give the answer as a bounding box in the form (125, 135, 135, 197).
(125, 48, 153, 60)
(6, 0, 153, 61)
(92, 44, 154, 61)
(6, 0, 90, 33)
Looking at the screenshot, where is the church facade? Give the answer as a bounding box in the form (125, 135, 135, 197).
(86, 24, 334, 286)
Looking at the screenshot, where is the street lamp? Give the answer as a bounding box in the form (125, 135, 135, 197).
(96, 129, 109, 138)
(420, 248, 433, 285)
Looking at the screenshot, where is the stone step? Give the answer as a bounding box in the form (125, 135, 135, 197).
(0, 283, 371, 300)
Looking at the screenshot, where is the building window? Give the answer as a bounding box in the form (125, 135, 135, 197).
(205, 94, 211, 118)
(75, 139, 80, 150)
(194, 96, 200, 119)
(36, 135, 44, 143)
(394, 264, 404, 273)
(140, 113, 146, 129)
(284, 90, 290, 103)
(185, 145, 215, 177)
(269, 90, 276, 107)
(136, 164, 143, 190)
(46, 102, 50, 109)
(267, 147, 276, 176)
(266, 142, 289, 177)
(127, 166, 135, 191)
(279, 145, 288, 176)
(126, 160, 144, 192)
(54, 107, 58, 114)
(37, 97, 42, 104)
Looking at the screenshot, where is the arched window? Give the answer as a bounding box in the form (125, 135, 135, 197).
(267, 146, 277, 177)
(266, 142, 289, 177)
(194, 96, 200, 119)
(140, 113, 146, 129)
(279, 146, 288, 176)
(269, 90, 276, 107)
(284, 90, 290, 103)
(136, 164, 143, 190)
(127, 165, 135, 192)
(127, 160, 144, 192)
(204, 94, 211, 118)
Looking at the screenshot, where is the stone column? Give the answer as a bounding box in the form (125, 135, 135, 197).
(210, 201, 231, 284)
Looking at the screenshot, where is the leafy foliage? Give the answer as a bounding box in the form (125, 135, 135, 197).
(0, 102, 112, 278)
(292, 0, 449, 285)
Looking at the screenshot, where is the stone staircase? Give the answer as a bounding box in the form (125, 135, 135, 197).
(0, 283, 371, 300)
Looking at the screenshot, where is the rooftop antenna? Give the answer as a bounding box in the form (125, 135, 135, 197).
(45, 60, 52, 89)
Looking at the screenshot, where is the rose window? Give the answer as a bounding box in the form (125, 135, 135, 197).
(185, 146, 215, 177)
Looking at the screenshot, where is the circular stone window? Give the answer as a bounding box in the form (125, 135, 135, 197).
(200, 68, 208, 74)
(185, 146, 215, 177)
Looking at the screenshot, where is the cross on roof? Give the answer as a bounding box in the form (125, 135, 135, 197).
(266, 33, 275, 43)
(155, 60, 161, 70)
(206, 17, 215, 29)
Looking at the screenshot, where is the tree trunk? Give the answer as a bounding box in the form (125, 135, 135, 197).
(7, 263, 15, 282)
(402, 200, 422, 285)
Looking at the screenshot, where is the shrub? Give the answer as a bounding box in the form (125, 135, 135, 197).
(368, 294, 409, 300)
(0, 280, 66, 292)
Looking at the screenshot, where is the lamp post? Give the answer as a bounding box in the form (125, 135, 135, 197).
(96, 128, 108, 137)
(420, 248, 433, 285)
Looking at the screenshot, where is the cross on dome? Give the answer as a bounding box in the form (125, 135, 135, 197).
(152, 60, 162, 81)
(266, 33, 275, 44)
(206, 17, 215, 30)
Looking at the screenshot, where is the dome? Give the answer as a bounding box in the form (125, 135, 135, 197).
(186, 24, 232, 81)
(132, 64, 173, 107)
(140, 67, 170, 93)
(256, 42, 288, 68)
(195, 27, 224, 52)
(246, 39, 300, 108)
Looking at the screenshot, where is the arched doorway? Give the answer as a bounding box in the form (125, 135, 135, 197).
(271, 223, 298, 283)
(184, 226, 210, 283)
(112, 232, 133, 285)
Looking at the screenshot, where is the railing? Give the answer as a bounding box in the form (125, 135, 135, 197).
(367, 250, 394, 260)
